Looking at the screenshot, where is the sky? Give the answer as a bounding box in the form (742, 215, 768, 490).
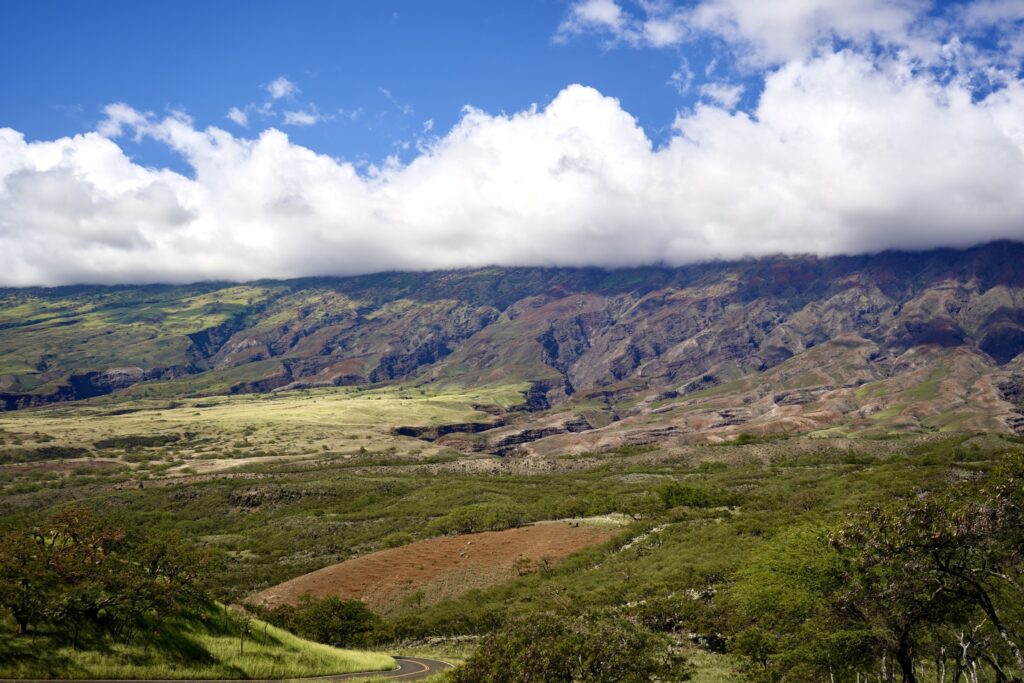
(1, 0, 1023, 286)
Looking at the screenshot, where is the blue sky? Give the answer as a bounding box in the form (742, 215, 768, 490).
(2, 1, 707, 168)
(1, 0, 1023, 285)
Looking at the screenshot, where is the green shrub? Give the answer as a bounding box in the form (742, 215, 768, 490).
(451, 610, 687, 682)
(658, 482, 732, 509)
(0, 446, 90, 464)
(426, 503, 527, 536)
(261, 595, 379, 648)
(380, 531, 414, 548)
(94, 434, 181, 450)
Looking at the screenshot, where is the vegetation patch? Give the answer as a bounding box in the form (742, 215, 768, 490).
(0, 445, 90, 463)
(94, 434, 183, 449)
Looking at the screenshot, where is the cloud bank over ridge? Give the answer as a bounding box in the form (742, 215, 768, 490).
(2, 33, 1024, 284)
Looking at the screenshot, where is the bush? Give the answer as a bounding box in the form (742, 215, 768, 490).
(262, 595, 378, 648)
(380, 531, 414, 548)
(94, 434, 181, 450)
(426, 503, 527, 536)
(451, 610, 687, 682)
(0, 446, 90, 464)
(658, 482, 731, 509)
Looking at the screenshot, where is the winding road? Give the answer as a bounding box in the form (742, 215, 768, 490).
(0, 656, 453, 683)
(313, 656, 452, 680)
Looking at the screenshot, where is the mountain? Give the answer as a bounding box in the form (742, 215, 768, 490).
(2, 241, 1024, 450)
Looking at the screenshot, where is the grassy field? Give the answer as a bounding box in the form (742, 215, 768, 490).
(0, 604, 393, 680)
(0, 382, 526, 479)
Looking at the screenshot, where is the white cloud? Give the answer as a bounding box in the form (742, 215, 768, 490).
(266, 76, 298, 100)
(1, 55, 1023, 286)
(690, 0, 928, 64)
(668, 59, 694, 93)
(226, 107, 249, 126)
(699, 81, 744, 108)
(282, 108, 323, 126)
(643, 14, 687, 47)
(556, 0, 1024, 72)
(557, 0, 628, 40)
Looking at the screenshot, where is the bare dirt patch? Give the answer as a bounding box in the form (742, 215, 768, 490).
(247, 522, 612, 615)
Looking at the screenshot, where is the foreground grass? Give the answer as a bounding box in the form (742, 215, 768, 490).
(0, 605, 394, 680)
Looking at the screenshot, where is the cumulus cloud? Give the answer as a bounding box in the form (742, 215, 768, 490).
(1, 50, 1024, 286)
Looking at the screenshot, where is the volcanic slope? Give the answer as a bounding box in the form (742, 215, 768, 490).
(2, 241, 1023, 445)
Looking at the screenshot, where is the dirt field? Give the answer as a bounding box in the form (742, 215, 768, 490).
(247, 522, 614, 615)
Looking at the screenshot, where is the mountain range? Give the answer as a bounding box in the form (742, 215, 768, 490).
(2, 240, 1023, 453)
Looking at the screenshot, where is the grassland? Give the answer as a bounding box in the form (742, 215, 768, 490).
(0, 382, 526, 477)
(0, 603, 393, 680)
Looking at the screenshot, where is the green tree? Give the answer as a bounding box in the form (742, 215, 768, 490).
(0, 509, 207, 642)
(732, 455, 1024, 683)
(730, 524, 878, 683)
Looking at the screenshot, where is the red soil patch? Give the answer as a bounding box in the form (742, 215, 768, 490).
(248, 522, 611, 615)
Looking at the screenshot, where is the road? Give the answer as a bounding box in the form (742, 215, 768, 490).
(0, 656, 453, 683)
(313, 656, 452, 681)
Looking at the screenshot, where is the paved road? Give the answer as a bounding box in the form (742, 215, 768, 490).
(0, 656, 453, 683)
(313, 656, 452, 681)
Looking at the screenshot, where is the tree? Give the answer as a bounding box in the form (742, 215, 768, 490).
(0, 528, 49, 634)
(0, 509, 207, 642)
(732, 454, 1024, 683)
(730, 524, 879, 683)
(830, 455, 1024, 683)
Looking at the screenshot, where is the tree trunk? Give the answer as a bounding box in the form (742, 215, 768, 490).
(898, 634, 918, 683)
(966, 578, 1024, 677)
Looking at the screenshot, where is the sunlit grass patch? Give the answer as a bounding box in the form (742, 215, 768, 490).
(0, 604, 394, 680)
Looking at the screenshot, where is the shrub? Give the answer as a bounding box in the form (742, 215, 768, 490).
(451, 610, 687, 682)
(380, 531, 414, 548)
(426, 503, 527, 536)
(94, 434, 181, 450)
(657, 482, 731, 509)
(263, 595, 378, 648)
(0, 446, 90, 464)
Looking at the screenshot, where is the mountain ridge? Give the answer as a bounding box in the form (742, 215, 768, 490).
(2, 240, 1023, 446)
